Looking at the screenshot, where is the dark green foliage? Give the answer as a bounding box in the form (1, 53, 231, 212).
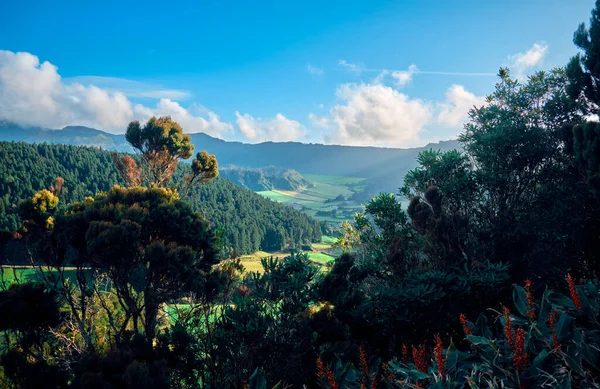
(0, 283, 66, 389)
(0, 283, 61, 334)
(50, 186, 219, 343)
(0, 142, 321, 256)
(566, 0, 600, 114)
(403, 68, 591, 286)
(191, 253, 320, 388)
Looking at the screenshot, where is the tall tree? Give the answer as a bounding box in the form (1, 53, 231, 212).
(567, 0, 600, 115)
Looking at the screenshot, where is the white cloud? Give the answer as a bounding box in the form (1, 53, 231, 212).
(324, 83, 432, 147)
(437, 85, 485, 129)
(64, 76, 191, 100)
(0, 50, 231, 137)
(235, 112, 306, 142)
(338, 59, 363, 75)
(308, 113, 330, 129)
(391, 64, 419, 88)
(307, 64, 324, 76)
(136, 99, 233, 135)
(508, 42, 549, 80)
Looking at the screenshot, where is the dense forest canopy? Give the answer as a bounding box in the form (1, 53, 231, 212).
(0, 141, 321, 255)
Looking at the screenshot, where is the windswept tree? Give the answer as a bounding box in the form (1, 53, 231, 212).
(125, 116, 194, 187)
(182, 150, 219, 195)
(122, 116, 218, 189)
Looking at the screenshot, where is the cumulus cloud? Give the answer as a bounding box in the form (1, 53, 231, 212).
(391, 64, 419, 88)
(338, 59, 363, 75)
(306, 64, 324, 76)
(0, 50, 231, 137)
(437, 84, 486, 129)
(323, 83, 432, 147)
(508, 42, 549, 80)
(235, 112, 306, 142)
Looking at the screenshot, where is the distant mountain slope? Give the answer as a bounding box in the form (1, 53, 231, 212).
(219, 166, 313, 191)
(0, 121, 132, 151)
(0, 121, 461, 193)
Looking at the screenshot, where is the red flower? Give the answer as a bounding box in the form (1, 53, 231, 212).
(359, 346, 370, 386)
(525, 280, 536, 320)
(326, 366, 338, 389)
(504, 306, 514, 346)
(567, 274, 582, 310)
(459, 313, 472, 335)
(434, 334, 446, 379)
(401, 344, 409, 362)
(513, 328, 529, 372)
(412, 345, 428, 373)
(316, 357, 326, 379)
(548, 310, 560, 350)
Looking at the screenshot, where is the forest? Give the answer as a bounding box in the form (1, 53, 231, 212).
(0, 142, 322, 255)
(1, 3, 600, 389)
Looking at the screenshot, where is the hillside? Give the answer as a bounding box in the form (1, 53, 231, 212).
(0, 142, 321, 255)
(0, 121, 461, 195)
(218, 166, 313, 191)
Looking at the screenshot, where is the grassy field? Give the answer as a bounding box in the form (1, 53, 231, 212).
(257, 174, 366, 223)
(237, 235, 338, 273)
(0, 266, 87, 290)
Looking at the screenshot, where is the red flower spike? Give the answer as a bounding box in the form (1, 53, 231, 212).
(567, 274, 582, 310)
(412, 345, 428, 373)
(325, 365, 338, 389)
(401, 344, 409, 362)
(434, 334, 446, 379)
(525, 280, 536, 320)
(504, 306, 514, 347)
(316, 358, 326, 379)
(548, 311, 560, 350)
(513, 328, 528, 372)
(359, 346, 370, 386)
(459, 313, 472, 335)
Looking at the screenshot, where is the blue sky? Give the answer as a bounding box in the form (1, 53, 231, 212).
(0, 0, 595, 147)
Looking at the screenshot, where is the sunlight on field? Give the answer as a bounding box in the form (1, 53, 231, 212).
(257, 174, 366, 223)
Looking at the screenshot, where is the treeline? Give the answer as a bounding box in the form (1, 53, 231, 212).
(0, 142, 321, 255)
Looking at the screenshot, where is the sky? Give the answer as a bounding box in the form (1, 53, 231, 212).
(0, 0, 595, 148)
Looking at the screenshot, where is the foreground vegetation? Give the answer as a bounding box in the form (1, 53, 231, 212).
(1, 3, 600, 388)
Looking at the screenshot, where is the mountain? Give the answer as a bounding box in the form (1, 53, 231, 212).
(0, 121, 132, 151)
(0, 121, 461, 193)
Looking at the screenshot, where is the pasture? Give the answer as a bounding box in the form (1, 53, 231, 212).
(257, 173, 366, 223)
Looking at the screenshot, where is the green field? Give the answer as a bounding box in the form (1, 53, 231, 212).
(0, 266, 88, 290)
(257, 174, 366, 223)
(306, 252, 335, 264)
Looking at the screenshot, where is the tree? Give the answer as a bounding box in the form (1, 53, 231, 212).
(182, 150, 219, 195)
(44, 186, 221, 345)
(566, 0, 600, 115)
(125, 116, 195, 187)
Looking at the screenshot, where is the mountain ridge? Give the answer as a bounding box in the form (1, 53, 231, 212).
(0, 121, 461, 193)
